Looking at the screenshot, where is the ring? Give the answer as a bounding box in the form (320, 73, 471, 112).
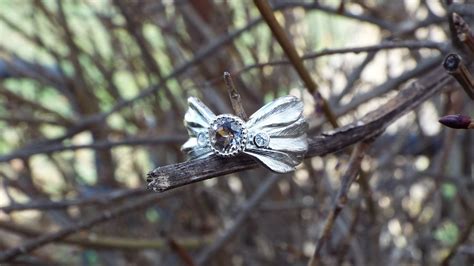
(181, 96, 308, 173)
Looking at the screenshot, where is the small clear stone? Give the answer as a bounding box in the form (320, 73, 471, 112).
(197, 133, 207, 147)
(210, 116, 246, 155)
(254, 133, 269, 148)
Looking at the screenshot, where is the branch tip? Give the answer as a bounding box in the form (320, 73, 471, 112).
(443, 54, 474, 100)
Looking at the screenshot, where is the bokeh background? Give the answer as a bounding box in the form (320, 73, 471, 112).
(0, 0, 472, 265)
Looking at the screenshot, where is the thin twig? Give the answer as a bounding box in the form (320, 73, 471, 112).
(236, 41, 445, 76)
(0, 191, 176, 262)
(308, 141, 372, 266)
(333, 56, 443, 119)
(0, 220, 210, 250)
(196, 173, 282, 265)
(0, 188, 147, 213)
(223, 72, 248, 120)
(254, 0, 339, 128)
(168, 238, 198, 266)
(0, 136, 187, 162)
(275, 1, 395, 30)
(4, 16, 264, 156)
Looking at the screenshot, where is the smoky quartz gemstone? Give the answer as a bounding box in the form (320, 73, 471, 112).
(209, 115, 247, 156)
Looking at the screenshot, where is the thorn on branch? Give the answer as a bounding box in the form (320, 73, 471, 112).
(439, 114, 473, 129)
(443, 53, 474, 100)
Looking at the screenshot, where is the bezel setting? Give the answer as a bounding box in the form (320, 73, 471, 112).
(253, 132, 270, 148)
(208, 114, 248, 157)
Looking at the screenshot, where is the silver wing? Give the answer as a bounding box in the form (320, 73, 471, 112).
(243, 96, 308, 173)
(181, 97, 216, 159)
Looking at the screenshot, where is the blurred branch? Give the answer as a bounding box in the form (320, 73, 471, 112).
(236, 40, 446, 76)
(333, 56, 443, 119)
(0, 188, 146, 213)
(5, 15, 264, 156)
(168, 238, 197, 266)
(308, 141, 372, 266)
(255, 0, 339, 128)
(275, 1, 395, 30)
(112, 41, 443, 107)
(196, 174, 282, 265)
(0, 220, 210, 250)
(330, 51, 377, 106)
(147, 66, 452, 192)
(0, 191, 177, 262)
(452, 13, 474, 54)
(0, 135, 187, 162)
(114, 0, 182, 113)
(0, 86, 70, 125)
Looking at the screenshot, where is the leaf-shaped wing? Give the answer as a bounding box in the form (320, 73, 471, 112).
(181, 97, 216, 158)
(244, 96, 308, 173)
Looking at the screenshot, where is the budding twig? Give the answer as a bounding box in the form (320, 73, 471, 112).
(443, 54, 474, 100)
(223, 72, 248, 120)
(439, 114, 474, 129)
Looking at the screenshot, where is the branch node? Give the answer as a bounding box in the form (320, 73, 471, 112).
(443, 53, 474, 100)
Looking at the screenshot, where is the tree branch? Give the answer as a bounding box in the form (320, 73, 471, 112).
(196, 173, 283, 265)
(0, 220, 210, 250)
(255, 0, 339, 128)
(0, 192, 175, 262)
(147, 66, 452, 192)
(308, 141, 372, 266)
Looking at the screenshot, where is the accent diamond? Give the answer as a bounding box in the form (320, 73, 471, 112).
(197, 133, 207, 147)
(254, 132, 270, 148)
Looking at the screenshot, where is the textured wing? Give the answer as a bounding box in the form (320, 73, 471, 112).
(244, 96, 308, 173)
(181, 97, 216, 158)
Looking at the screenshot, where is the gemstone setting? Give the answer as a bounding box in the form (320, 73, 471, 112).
(208, 114, 247, 156)
(197, 133, 208, 147)
(253, 132, 270, 148)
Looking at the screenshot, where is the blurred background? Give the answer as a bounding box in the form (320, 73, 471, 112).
(0, 0, 472, 265)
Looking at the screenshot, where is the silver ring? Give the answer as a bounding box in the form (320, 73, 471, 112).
(181, 96, 308, 173)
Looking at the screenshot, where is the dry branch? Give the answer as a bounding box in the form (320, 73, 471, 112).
(308, 141, 372, 266)
(196, 173, 283, 265)
(254, 0, 339, 128)
(147, 66, 452, 192)
(0, 220, 210, 250)
(0, 192, 175, 262)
